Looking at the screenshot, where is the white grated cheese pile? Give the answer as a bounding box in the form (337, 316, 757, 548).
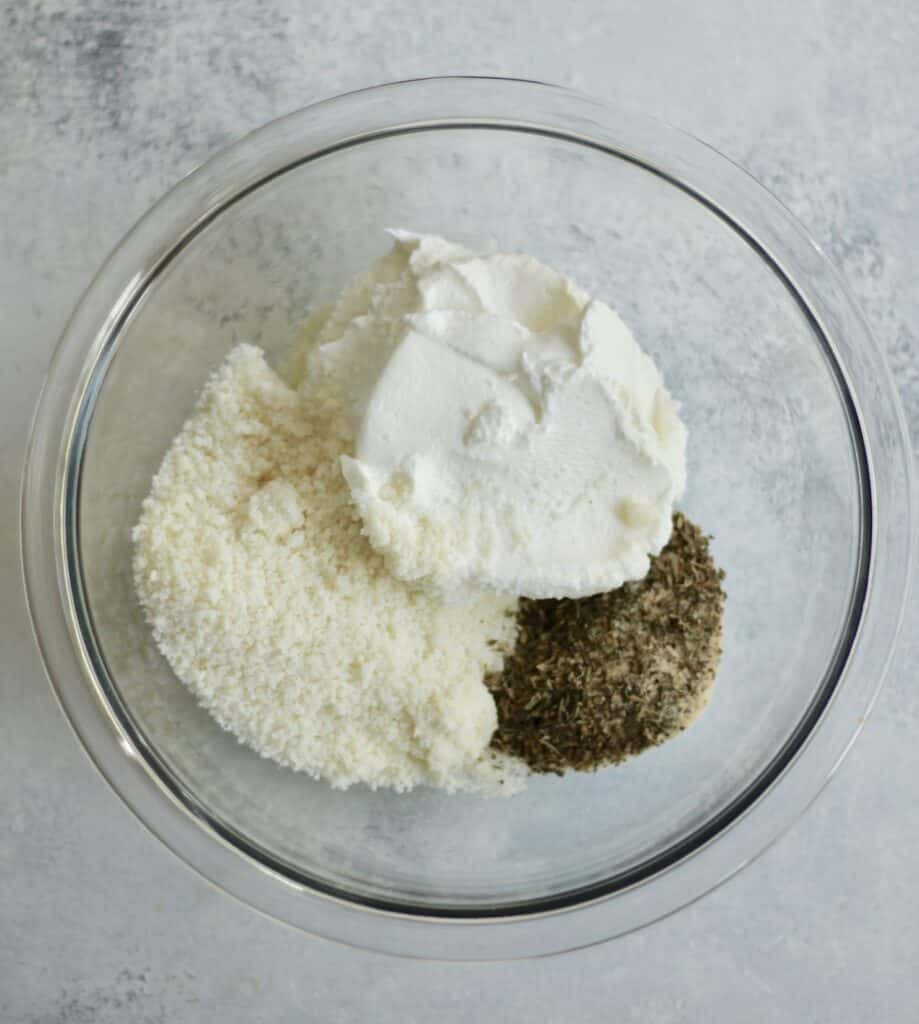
(133, 343, 524, 793)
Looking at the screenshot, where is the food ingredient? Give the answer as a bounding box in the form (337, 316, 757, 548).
(133, 344, 525, 794)
(487, 513, 725, 774)
(296, 231, 687, 600)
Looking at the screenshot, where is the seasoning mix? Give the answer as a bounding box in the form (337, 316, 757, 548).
(488, 513, 725, 775)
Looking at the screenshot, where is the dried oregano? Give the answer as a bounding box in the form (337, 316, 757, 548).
(487, 513, 726, 775)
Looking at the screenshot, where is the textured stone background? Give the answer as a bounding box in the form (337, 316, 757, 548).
(1, 1, 917, 1020)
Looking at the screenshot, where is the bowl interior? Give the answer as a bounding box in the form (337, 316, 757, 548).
(75, 126, 863, 911)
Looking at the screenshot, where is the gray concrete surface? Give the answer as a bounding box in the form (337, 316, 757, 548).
(1, 1, 917, 1020)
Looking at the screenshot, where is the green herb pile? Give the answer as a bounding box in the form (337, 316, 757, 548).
(488, 513, 726, 775)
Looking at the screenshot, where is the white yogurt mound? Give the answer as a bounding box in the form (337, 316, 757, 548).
(302, 231, 688, 600)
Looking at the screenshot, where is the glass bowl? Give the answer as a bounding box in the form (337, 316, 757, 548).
(21, 77, 914, 960)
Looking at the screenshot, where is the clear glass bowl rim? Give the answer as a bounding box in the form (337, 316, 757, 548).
(20, 76, 915, 960)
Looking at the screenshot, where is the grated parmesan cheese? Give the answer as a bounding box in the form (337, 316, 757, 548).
(132, 343, 524, 793)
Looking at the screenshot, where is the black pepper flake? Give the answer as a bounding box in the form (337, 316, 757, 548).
(487, 513, 726, 775)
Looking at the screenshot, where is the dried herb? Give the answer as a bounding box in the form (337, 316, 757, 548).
(487, 512, 726, 775)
